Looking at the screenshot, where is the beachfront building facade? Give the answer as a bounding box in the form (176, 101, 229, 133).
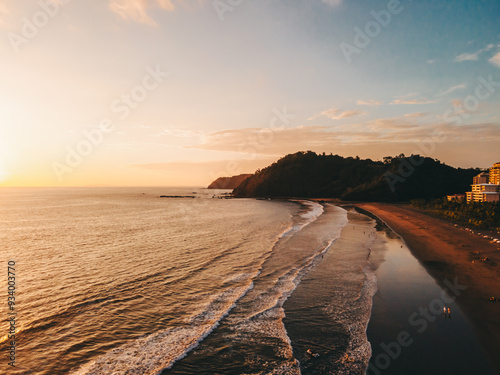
(467, 162, 500, 202)
(473, 172, 489, 184)
(490, 163, 500, 185)
(466, 184, 500, 202)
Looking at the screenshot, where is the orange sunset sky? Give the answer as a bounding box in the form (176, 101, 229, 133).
(0, 0, 499, 187)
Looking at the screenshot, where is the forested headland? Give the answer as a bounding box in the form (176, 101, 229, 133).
(233, 151, 478, 202)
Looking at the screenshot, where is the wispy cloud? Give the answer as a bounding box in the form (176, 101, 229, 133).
(390, 98, 435, 105)
(455, 52, 480, 62)
(403, 112, 427, 118)
(490, 52, 500, 67)
(157, 126, 205, 140)
(109, 0, 201, 25)
(321, 0, 343, 8)
(357, 99, 383, 107)
(448, 99, 484, 115)
(132, 158, 274, 172)
(454, 44, 494, 62)
(309, 108, 366, 120)
(426, 59, 438, 64)
(110, 0, 162, 25)
(189, 120, 500, 157)
(437, 84, 466, 96)
(390, 92, 435, 105)
(191, 126, 332, 155)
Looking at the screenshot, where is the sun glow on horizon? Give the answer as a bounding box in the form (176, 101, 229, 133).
(0, 1, 498, 187)
(0, 164, 8, 184)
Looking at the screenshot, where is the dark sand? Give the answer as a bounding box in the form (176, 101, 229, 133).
(355, 203, 500, 372)
(365, 218, 495, 375)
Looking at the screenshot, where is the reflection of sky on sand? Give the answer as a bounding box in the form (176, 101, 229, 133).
(377, 236, 435, 302)
(367, 229, 495, 375)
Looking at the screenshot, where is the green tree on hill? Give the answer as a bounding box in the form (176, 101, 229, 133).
(233, 151, 478, 202)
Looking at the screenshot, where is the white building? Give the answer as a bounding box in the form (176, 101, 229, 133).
(467, 165, 500, 203)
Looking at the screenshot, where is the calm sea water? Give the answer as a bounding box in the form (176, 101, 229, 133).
(0, 188, 376, 374)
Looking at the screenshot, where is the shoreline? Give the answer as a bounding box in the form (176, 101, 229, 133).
(354, 203, 500, 370)
(283, 206, 376, 374)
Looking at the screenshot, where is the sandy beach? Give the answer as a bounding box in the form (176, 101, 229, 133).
(355, 203, 500, 369)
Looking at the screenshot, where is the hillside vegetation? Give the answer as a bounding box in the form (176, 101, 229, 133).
(411, 199, 500, 229)
(233, 151, 478, 202)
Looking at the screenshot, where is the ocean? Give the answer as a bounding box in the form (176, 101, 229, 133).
(0, 187, 377, 374)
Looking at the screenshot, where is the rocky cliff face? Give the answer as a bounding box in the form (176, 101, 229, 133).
(207, 174, 252, 189)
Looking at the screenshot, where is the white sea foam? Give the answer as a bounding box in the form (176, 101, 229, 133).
(278, 200, 323, 239)
(339, 264, 378, 374)
(221, 205, 349, 374)
(89, 201, 344, 374)
(1, 188, 308, 375)
(294, 200, 324, 229)
(70, 283, 254, 375)
(278, 222, 296, 238)
(328, 225, 379, 375)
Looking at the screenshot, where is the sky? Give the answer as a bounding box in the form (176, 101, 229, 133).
(0, 0, 499, 187)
